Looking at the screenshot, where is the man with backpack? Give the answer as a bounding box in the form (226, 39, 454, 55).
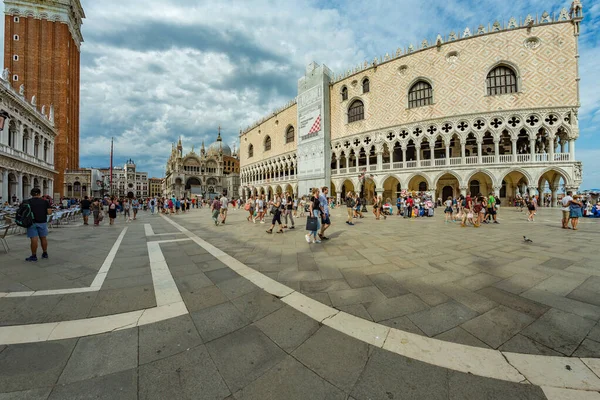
(17, 188, 53, 262)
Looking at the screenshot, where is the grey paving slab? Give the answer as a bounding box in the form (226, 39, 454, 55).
(407, 300, 479, 337)
(521, 308, 596, 355)
(567, 276, 600, 307)
(541, 257, 574, 270)
(448, 369, 546, 400)
(328, 286, 386, 308)
(217, 276, 260, 300)
(206, 325, 287, 392)
(587, 322, 600, 342)
(138, 344, 230, 400)
(341, 268, 373, 288)
(231, 290, 284, 322)
(190, 301, 250, 342)
(254, 306, 320, 353)
(378, 315, 425, 335)
(101, 274, 154, 290)
(499, 334, 562, 356)
(337, 304, 373, 321)
(435, 327, 491, 349)
(366, 293, 429, 322)
(292, 326, 369, 392)
(0, 339, 77, 393)
(44, 292, 99, 323)
(493, 272, 551, 295)
(522, 288, 600, 320)
(351, 347, 448, 400)
(180, 285, 229, 312)
(139, 314, 203, 365)
(302, 291, 333, 306)
(299, 279, 351, 293)
(461, 306, 535, 349)
(368, 273, 409, 298)
(205, 267, 240, 284)
(477, 287, 550, 319)
(397, 279, 450, 306)
(573, 338, 600, 358)
(173, 272, 214, 292)
(0, 295, 64, 326)
(456, 272, 503, 291)
(87, 285, 156, 318)
(234, 355, 346, 400)
(49, 369, 137, 400)
(0, 388, 52, 400)
(437, 283, 498, 313)
(58, 328, 138, 384)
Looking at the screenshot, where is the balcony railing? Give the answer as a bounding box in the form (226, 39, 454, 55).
(369, 165, 377, 172)
(421, 160, 431, 167)
(517, 154, 531, 163)
(406, 161, 417, 168)
(382, 163, 391, 170)
(499, 155, 513, 163)
(393, 162, 404, 169)
(465, 156, 478, 165)
(449, 157, 461, 165)
(482, 155, 495, 164)
(1, 144, 54, 170)
(554, 153, 570, 161)
(435, 159, 446, 166)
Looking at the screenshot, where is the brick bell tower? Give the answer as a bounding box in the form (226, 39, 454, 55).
(3, 0, 84, 197)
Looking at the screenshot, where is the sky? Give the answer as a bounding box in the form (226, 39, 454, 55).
(1, 0, 598, 188)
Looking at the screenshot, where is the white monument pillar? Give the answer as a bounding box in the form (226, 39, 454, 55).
(296, 62, 332, 197)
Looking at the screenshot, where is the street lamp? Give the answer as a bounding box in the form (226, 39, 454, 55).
(0, 110, 9, 131)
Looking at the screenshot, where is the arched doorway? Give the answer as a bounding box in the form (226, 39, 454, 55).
(407, 174, 429, 193)
(74, 181, 81, 198)
(340, 179, 355, 199)
(537, 168, 568, 207)
(501, 170, 530, 204)
(361, 178, 376, 202)
(467, 171, 494, 196)
(186, 177, 202, 195)
(8, 173, 17, 203)
(22, 176, 30, 200)
(442, 186, 453, 200)
(382, 176, 400, 201)
(436, 172, 460, 201)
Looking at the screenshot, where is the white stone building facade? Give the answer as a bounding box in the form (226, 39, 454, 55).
(239, 4, 584, 205)
(0, 72, 57, 204)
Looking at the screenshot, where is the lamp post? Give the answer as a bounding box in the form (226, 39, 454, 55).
(0, 110, 9, 130)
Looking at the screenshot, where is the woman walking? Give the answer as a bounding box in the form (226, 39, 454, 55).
(283, 194, 295, 229)
(305, 188, 322, 243)
(527, 198, 536, 222)
(246, 196, 255, 222)
(569, 195, 583, 230)
(123, 199, 132, 222)
(92, 198, 102, 226)
(444, 196, 453, 223)
(266, 194, 284, 234)
(108, 197, 118, 225)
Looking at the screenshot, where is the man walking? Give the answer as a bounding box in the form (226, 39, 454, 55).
(219, 192, 229, 224)
(486, 191, 499, 224)
(561, 190, 573, 229)
(319, 186, 331, 241)
(80, 195, 91, 225)
(24, 188, 53, 261)
(345, 192, 355, 225)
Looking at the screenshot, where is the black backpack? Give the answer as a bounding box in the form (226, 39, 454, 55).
(16, 202, 34, 228)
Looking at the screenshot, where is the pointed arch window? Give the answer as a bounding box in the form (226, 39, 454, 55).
(408, 81, 433, 109)
(486, 65, 517, 95)
(248, 144, 254, 158)
(341, 86, 348, 101)
(264, 136, 272, 151)
(362, 78, 370, 93)
(285, 126, 295, 144)
(348, 100, 364, 123)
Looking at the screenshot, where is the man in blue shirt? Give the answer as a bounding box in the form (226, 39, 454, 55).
(318, 186, 331, 241)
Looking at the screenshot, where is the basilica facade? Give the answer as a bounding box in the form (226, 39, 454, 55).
(239, 3, 584, 205)
(163, 130, 240, 200)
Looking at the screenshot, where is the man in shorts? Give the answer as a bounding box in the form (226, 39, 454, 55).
(486, 191, 499, 224)
(24, 188, 53, 262)
(561, 190, 573, 229)
(318, 187, 331, 240)
(219, 192, 229, 224)
(80, 195, 91, 225)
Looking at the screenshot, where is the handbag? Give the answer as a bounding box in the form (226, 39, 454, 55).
(98, 212, 104, 221)
(244, 203, 250, 211)
(305, 216, 318, 231)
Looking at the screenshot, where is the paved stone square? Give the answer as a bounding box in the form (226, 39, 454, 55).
(0, 208, 598, 399)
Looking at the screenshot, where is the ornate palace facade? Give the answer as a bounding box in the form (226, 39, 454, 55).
(0, 72, 57, 203)
(239, 3, 584, 205)
(164, 130, 240, 199)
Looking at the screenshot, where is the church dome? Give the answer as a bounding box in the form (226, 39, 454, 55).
(207, 141, 232, 156)
(206, 127, 232, 156)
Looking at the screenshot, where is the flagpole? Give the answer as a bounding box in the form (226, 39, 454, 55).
(110, 137, 113, 196)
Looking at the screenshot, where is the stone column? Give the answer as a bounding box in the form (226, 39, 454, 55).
(401, 147, 407, 167)
(493, 186, 502, 198)
(49, 179, 54, 199)
(511, 139, 517, 163)
(445, 142, 450, 166)
(430, 144, 435, 164)
(550, 186, 558, 208)
(389, 149, 394, 165)
(459, 186, 467, 196)
(416, 145, 421, 167)
(494, 139, 500, 164)
(365, 152, 370, 170)
(549, 137, 555, 162)
(460, 142, 466, 164)
(345, 155, 350, 173)
(530, 138, 536, 161)
(336, 158, 340, 172)
(17, 172, 23, 203)
(375, 187, 384, 200)
(569, 139, 575, 161)
(376, 150, 383, 171)
(1, 169, 7, 202)
(477, 139, 483, 165)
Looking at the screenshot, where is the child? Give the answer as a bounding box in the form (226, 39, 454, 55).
(444, 196, 453, 223)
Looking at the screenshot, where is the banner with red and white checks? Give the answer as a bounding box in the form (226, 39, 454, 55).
(308, 114, 321, 135)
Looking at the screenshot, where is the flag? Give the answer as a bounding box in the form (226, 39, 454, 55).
(308, 115, 321, 135)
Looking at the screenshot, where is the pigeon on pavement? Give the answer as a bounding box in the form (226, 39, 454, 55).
(523, 236, 533, 243)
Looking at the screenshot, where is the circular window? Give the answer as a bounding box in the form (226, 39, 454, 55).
(128, 183, 133, 188)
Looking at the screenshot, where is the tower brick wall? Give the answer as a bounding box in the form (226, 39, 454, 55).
(3, 0, 84, 197)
